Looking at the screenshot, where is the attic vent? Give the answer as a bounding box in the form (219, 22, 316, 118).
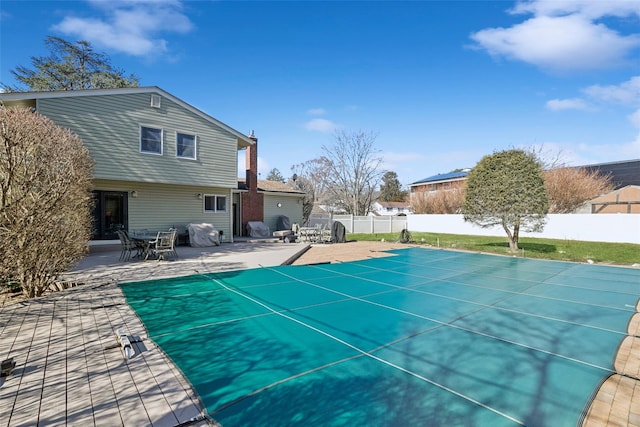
(150, 94, 161, 108)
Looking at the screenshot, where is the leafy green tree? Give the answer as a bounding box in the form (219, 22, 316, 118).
(379, 171, 407, 202)
(0, 108, 94, 297)
(2, 36, 139, 92)
(265, 168, 285, 183)
(463, 149, 548, 253)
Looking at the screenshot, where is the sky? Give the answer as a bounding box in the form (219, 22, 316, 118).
(1, 0, 639, 186)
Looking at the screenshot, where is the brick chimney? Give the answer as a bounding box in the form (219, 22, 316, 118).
(241, 130, 264, 235)
(245, 130, 258, 191)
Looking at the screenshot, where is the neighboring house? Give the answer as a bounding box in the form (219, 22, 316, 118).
(238, 179, 305, 233)
(370, 201, 412, 216)
(408, 170, 469, 204)
(584, 185, 640, 214)
(0, 87, 302, 241)
(581, 159, 640, 190)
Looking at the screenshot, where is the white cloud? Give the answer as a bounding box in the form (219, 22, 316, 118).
(628, 108, 640, 129)
(510, 0, 640, 20)
(546, 76, 640, 125)
(237, 154, 272, 179)
(52, 0, 193, 57)
(471, 1, 640, 72)
(304, 118, 337, 133)
(582, 76, 640, 106)
(576, 135, 640, 163)
(257, 156, 271, 179)
(527, 135, 640, 167)
(307, 108, 327, 116)
(546, 98, 591, 111)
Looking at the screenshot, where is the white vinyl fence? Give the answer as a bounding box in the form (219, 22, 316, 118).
(308, 213, 640, 244)
(408, 214, 640, 244)
(307, 214, 408, 234)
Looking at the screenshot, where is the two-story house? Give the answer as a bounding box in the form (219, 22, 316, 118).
(369, 201, 412, 216)
(0, 87, 303, 241)
(409, 170, 469, 204)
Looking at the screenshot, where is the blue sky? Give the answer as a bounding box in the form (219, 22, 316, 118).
(1, 1, 639, 186)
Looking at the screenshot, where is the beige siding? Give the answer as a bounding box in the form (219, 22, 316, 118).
(38, 93, 238, 188)
(94, 180, 232, 236)
(263, 194, 304, 231)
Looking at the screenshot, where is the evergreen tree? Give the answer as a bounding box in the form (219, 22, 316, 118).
(379, 171, 407, 202)
(265, 168, 285, 183)
(3, 36, 139, 92)
(463, 149, 548, 253)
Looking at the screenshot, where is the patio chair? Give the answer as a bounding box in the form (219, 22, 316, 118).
(147, 230, 178, 261)
(319, 224, 332, 243)
(116, 230, 138, 261)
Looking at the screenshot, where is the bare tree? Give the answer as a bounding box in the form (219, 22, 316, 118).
(0, 108, 94, 298)
(290, 158, 332, 224)
(525, 146, 615, 213)
(544, 167, 613, 213)
(321, 130, 384, 215)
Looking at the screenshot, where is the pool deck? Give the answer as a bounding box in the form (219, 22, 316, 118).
(0, 241, 309, 427)
(0, 241, 638, 426)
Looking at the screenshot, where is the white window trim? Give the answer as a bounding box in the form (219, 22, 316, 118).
(139, 125, 163, 156)
(176, 131, 197, 160)
(203, 194, 228, 213)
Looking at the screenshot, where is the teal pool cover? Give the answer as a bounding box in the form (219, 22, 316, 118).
(120, 248, 639, 426)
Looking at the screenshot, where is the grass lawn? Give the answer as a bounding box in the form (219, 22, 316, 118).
(349, 232, 640, 266)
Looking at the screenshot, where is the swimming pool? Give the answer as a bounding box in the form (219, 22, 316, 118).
(120, 248, 639, 426)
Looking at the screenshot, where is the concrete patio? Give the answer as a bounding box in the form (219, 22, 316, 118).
(0, 241, 310, 427)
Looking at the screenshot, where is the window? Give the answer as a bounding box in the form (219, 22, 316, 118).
(140, 126, 163, 155)
(176, 132, 196, 159)
(204, 195, 227, 213)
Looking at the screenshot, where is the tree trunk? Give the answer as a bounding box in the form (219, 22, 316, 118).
(502, 219, 520, 253)
(510, 221, 521, 253)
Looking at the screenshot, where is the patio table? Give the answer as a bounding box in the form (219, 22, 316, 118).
(130, 232, 159, 259)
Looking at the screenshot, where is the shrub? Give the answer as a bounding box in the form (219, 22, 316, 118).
(412, 187, 466, 214)
(0, 108, 94, 298)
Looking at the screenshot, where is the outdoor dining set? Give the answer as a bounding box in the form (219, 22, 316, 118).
(296, 223, 332, 243)
(115, 229, 179, 261)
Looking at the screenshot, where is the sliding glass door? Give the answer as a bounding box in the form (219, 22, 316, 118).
(92, 191, 129, 240)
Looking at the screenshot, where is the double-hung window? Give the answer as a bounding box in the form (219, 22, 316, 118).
(176, 132, 197, 159)
(140, 126, 163, 155)
(204, 195, 227, 213)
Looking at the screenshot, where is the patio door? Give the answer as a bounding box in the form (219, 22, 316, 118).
(232, 192, 242, 236)
(92, 191, 129, 240)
